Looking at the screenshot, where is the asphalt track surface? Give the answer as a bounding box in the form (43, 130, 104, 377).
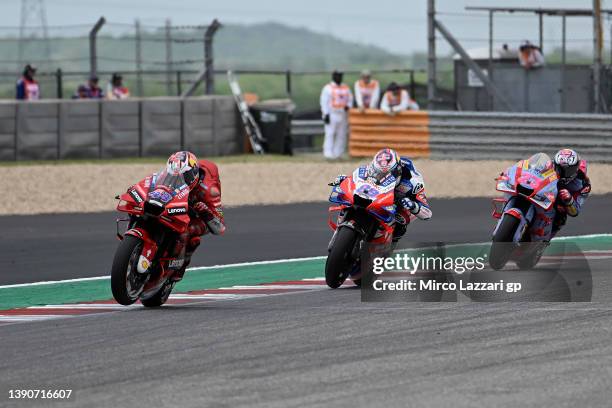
(2, 276, 612, 407)
(1, 194, 611, 285)
(1, 196, 612, 407)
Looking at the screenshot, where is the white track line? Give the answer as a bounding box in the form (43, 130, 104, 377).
(0, 233, 609, 290)
(28, 304, 142, 310)
(0, 315, 67, 321)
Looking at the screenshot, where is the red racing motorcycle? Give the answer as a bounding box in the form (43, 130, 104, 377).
(112, 170, 192, 306)
(326, 166, 397, 288)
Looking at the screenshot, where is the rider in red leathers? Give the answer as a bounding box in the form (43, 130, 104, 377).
(171, 155, 226, 279)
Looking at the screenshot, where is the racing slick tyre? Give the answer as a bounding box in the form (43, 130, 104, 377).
(111, 235, 147, 306)
(489, 214, 520, 271)
(325, 227, 359, 289)
(141, 280, 174, 308)
(516, 242, 547, 270)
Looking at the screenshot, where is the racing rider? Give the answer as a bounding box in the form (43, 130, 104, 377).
(165, 151, 226, 279)
(550, 148, 590, 237)
(331, 148, 432, 243)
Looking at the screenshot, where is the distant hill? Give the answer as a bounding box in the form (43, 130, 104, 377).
(0, 22, 410, 73)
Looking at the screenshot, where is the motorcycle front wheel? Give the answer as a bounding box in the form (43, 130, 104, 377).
(111, 235, 147, 305)
(325, 227, 359, 289)
(489, 214, 520, 270)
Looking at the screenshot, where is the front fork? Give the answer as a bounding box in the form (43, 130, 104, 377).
(493, 196, 536, 243)
(124, 228, 159, 273)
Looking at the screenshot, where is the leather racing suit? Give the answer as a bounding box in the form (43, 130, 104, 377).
(550, 160, 590, 237)
(174, 159, 226, 279)
(392, 157, 432, 242)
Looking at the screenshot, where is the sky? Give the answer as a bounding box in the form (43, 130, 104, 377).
(2, 0, 610, 55)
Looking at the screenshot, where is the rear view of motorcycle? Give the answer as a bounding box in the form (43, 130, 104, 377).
(489, 153, 559, 270)
(111, 170, 192, 307)
(325, 166, 396, 288)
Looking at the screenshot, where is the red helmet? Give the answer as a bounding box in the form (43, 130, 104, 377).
(165, 151, 199, 189)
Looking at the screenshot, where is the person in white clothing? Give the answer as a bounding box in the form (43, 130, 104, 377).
(320, 70, 353, 159)
(354, 69, 380, 112)
(380, 82, 419, 115)
(518, 40, 545, 69)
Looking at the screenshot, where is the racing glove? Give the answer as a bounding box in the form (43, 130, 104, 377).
(329, 175, 347, 186)
(559, 189, 573, 206)
(193, 201, 213, 221)
(323, 114, 330, 125)
(400, 197, 419, 214)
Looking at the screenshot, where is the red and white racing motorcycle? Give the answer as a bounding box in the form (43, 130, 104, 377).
(325, 166, 397, 288)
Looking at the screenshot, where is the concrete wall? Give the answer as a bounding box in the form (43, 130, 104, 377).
(454, 61, 594, 113)
(0, 96, 241, 161)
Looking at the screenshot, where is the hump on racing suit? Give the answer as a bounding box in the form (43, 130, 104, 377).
(190, 159, 225, 235)
(559, 159, 590, 217)
(395, 157, 432, 221)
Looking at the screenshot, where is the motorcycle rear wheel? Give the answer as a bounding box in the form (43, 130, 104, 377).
(111, 235, 146, 305)
(489, 214, 520, 270)
(325, 227, 359, 289)
(141, 280, 174, 307)
(516, 242, 547, 270)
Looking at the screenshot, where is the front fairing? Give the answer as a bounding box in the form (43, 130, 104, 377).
(117, 173, 191, 233)
(496, 156, 558, 210)
(328, 166, 396, 223)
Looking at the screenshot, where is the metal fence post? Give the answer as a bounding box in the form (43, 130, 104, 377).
(165, 19, 173, 96)
(89, 17, 106, 79)
(176, 71, 182, 96)
(204, 19, 222, 95)
(285, 70, 292, 96)
(56, 68, 63, 99)
(427, 0, 437, 109)
(135, 19, 144, 97)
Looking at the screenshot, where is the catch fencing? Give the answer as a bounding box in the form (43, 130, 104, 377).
(0, 96, 240, 161)
(348, 110, 612, 163)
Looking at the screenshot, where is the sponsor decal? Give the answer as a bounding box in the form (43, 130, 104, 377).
(129, 189, 143, 203)
(168, 259, 184, 269)
(167, 207, 187, 215)
(176, 187, 189, 200)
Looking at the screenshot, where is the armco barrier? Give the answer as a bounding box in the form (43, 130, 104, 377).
(349, 110, 612, 162)
(428, 112, 612, 162)
(0, 96, 240, 161)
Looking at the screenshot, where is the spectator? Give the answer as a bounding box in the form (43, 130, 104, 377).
(320, 70, 353, 159)
(74, 75, 104, 99)
(74, 85, 88, 99)
(106, 73, 130, 100)
(354, 69, 380, 112)
(380, 82, 419, 115)
(499, 43, 516, 59)
(16, 64, 40, 101)
(518, 40, 545, 69)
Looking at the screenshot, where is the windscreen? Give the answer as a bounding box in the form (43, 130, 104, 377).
(155, 169, 188, 191)
(526, 153, 552, 173)
(366, 164, 390, 184)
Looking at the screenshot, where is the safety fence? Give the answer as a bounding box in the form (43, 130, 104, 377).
(348, 110, 612, 162)
(0, 96, 240, 161)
